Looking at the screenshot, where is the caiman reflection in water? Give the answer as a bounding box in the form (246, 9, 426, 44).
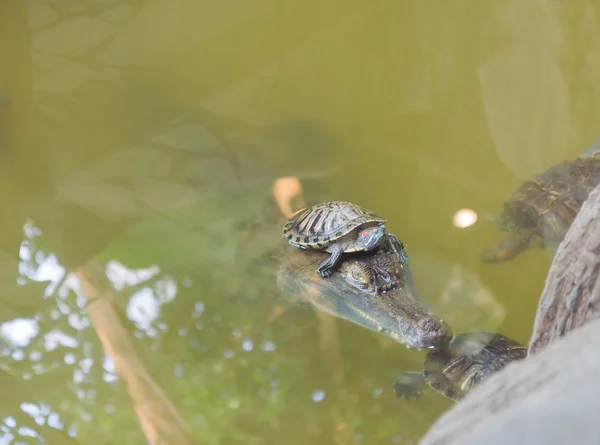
(277, 246, 452, 350)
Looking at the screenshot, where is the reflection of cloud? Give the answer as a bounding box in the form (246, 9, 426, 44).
(106, 261, 160, 290)
(127, 288, 159, 331)
(0, 402, 67, 444)
(452, 208, 478, 228)
(3, 233, 177, 364)
(106, 260, 178, 335)
(1, 320, 38, 347)
(5, 244, 80, 350)
(311, 390, 326, 403)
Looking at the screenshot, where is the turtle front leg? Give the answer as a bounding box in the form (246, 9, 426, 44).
(385, 233, 408, 264)
(316, 244, 343, 278)
(393, 371, 426, 401)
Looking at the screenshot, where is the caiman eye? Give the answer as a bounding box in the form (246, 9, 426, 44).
(351, 269, 363, 281)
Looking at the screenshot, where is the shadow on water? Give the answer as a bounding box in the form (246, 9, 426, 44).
(1, 0, 600, 443)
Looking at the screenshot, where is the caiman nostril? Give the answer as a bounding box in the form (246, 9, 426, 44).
(417, 317, 438, 331)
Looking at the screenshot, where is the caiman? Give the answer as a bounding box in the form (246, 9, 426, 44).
(277, 246, 452, 350)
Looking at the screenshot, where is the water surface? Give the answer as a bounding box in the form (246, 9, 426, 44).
(1, 0, 599, 443)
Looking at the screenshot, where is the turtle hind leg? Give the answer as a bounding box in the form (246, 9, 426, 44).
(393, 372, 426, 401)
(316, 245, 343, 278)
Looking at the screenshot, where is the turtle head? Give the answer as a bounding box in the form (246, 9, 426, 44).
(357, 224, 385, 251)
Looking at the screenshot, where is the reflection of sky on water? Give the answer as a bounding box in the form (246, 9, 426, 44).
(2, 403, 71, 444)
(452, 208, 478, 229)
(2, 239, 175, 347)
(0, 225, 181, 442)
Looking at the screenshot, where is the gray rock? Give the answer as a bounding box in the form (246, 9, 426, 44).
(529, 184, 600, 353)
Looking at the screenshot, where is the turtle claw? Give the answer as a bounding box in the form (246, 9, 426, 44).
(316, 267, 333, 278)
(316, 246, 342, 278)
(393, 382, 422, 401)
(396, 387, 421, 401)
(393, 372, 426, 401)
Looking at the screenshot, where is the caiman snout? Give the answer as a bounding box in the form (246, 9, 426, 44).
(417, 317, 453, 350)
(417, 317, 439, 331)
(398, 314, 452, 351)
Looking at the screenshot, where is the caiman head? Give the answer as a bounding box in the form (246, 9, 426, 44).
(338, 248, 400, 294)
(337, 250, 452, 350)
(278, 244, 452, 351)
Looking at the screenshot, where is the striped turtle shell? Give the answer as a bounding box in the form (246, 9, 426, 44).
(482, 153, 600, 263)
(502, 156, 600, 238)
(282, 201, 385, 250)
(423, 332, 527, 401)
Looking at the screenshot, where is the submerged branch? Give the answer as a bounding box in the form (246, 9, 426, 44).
(74, 258, 192, 445)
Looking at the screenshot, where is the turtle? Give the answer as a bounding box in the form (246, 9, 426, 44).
(278, 246, 452, 351)
(282, 201, 401, 277)
(482, 144, 600, 263)
(393, 332, 527, 402)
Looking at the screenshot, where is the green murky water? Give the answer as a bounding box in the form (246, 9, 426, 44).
(1, 0, 599, 443)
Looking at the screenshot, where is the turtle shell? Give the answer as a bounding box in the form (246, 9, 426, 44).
(423, 332, 527, 401)
(282, 201, 385, 249)
(500, 157, 600, 240)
